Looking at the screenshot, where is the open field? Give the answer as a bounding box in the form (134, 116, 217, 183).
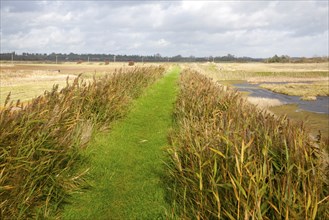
(0, 62, 162, 106)
(188, 60, 329, 88)
(193, 62, 329, 82)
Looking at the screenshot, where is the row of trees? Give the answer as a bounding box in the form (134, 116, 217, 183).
(1, 52, 327, 63)
(266, 54, 329, 63)
(0, 52, 262, 63)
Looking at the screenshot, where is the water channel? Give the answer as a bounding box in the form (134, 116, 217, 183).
(234, 82, 329, 114)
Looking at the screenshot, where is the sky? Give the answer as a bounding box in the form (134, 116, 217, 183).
(0, 0, 328, 58)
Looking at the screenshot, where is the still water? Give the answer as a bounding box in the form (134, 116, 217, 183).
(234, 82, 329, 114)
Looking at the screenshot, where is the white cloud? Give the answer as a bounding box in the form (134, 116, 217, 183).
(0, 0, 328, 57)
(157, 39, 170, 47)
(4, 27, 84, 52)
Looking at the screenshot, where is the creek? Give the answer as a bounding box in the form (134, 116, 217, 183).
(234, 82, 329, 114)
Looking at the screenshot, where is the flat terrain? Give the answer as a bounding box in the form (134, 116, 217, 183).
(0, 62, 161, 106)
(1, 61, 328, 139)
(193, 62, 328, 82)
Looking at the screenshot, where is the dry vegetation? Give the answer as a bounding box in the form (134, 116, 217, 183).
(260, 81, 329, 100)
(194, 62, 329, 83)
(1, 61, 328, 219)
(167, 69, 329, 219)
(191, 62, 329, 139)
(0, 66, 165, 219)
(0, 62, 162, 106)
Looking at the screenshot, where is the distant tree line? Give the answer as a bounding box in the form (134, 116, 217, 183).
(0, 52, 327, 63)
(266, 54, 329, 63)
(0, 52, 263, 63)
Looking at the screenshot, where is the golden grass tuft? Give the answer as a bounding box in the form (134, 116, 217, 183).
(260, 81, 329, 97)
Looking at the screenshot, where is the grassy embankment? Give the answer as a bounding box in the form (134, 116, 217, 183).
(62, 67, 180, 219)
(167, 69, 329, 219)
(0, 66, 164, 219)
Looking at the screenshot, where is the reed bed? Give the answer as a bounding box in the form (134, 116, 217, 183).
(0, 66, 164, 219)
(167, 69, 329, 219)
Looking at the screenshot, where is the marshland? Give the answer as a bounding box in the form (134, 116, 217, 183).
(0, 61, 328, 219)
(2, 0, 329, 219)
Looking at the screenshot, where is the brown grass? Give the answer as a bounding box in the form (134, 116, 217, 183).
(189, 62, 329, 147)
(0, 66, 165, 219)
(260, 81, 329, 98)
(167, 69, 329, 219)
(0, 62, 164, 106)
(194, 62, 329, 82)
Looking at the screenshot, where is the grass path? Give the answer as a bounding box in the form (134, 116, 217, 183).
(62, 67, 180, 219)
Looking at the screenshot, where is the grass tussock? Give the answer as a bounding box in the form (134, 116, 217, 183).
(167, 69, 329, 219)
(0, 66, 164, 219)
(260, 81, 329, 99)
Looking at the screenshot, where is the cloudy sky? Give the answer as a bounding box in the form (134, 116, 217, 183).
(0, 0, 328, 58)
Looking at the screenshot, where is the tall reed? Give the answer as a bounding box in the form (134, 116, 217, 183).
(0, 66, 164, 219)
(167, 69, 328, 219)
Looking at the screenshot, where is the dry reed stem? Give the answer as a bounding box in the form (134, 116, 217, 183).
(0, 66, 165, 219)
(167, 69, 329, 219)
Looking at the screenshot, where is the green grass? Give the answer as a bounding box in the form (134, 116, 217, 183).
(62, 67, 180, 219)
